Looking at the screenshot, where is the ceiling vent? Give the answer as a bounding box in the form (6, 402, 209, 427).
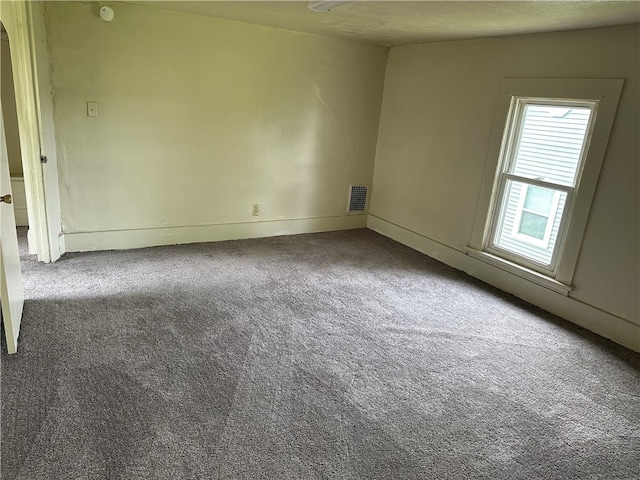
(347, 185, 368, 213)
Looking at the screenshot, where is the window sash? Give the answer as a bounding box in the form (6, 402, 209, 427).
(484, 97, 592, 276)
(503, 173, 573, 193)
(487, 174, 574, 274)
(502, 98, 595, 189)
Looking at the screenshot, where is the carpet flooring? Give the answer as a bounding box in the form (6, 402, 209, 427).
(1, 228, 639, 479)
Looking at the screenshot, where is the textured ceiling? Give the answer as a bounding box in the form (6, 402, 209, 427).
(129, 1, 640, 46)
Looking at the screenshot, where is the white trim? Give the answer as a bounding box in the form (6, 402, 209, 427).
(464, 247, 571, 295)
(367, 214, 639, 352)
(487, 179, 566, 274)
(64, 214, 367, 252)
(486, 97, 596, 274)
(27, 228, 37, 255)
(27, 2, 64, 260)
(0, 3, 53, 262)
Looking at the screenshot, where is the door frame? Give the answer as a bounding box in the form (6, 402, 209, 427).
(0, 1, 63, 263)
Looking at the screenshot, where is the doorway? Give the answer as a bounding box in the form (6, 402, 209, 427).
(1, 4, 64, 353)
(1, 2, 65, 265)
(1, 23, 31, 251)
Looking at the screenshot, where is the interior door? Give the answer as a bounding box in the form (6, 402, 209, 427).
(0, 95, 24, 354)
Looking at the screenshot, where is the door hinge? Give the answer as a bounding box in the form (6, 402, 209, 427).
(40, 154, 48, 164)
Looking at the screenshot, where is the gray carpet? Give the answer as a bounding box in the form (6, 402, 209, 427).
(1, 228, 639, 479)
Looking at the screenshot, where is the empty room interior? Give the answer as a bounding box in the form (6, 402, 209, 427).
(1, 1, 639, 478)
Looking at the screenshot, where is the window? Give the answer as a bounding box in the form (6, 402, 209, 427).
(486, 99, 596, 274)
(467, 78, 624, 293)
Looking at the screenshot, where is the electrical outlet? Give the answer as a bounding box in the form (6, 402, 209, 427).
(252, 204, 260, 216)
(87, 102, 98, 117)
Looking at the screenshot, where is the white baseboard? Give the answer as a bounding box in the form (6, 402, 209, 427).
(64, 214, 367, 253)
(367, 214, 639, 352)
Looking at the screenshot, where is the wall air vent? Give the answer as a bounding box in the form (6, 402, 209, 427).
(348, 185, 368, 213)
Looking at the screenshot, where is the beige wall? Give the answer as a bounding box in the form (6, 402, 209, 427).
(1, 37, 23, 177)
(370, 24, 639, 347)
(43, 3, 639, 348)
(45, 2, 387, 247)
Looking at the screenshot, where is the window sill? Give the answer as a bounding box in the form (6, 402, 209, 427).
(463, 247, 572, 296)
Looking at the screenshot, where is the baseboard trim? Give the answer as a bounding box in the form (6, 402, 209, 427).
(367, 214, 639, 352)
(64, 214, 367, 253)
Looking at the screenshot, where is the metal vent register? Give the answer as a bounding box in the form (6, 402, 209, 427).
(348, 185, 368, 212)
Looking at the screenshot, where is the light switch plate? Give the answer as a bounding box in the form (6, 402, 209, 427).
(87, 102, 98, 117)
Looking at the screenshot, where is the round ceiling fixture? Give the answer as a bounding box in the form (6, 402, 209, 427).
(99, 5, 115, 22)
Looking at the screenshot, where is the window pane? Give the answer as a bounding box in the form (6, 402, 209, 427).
(492, 179, 567, 267)
(523, 185, 554, 214)
(511, 105, 591, 187)
(519, 211, 547, 240)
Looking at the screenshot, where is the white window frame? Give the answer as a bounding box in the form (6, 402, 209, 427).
(467, 78, 624, 294)
(486, 97, 597, 275)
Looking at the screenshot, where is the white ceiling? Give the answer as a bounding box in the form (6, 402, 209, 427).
(129, 1, 640, 46)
